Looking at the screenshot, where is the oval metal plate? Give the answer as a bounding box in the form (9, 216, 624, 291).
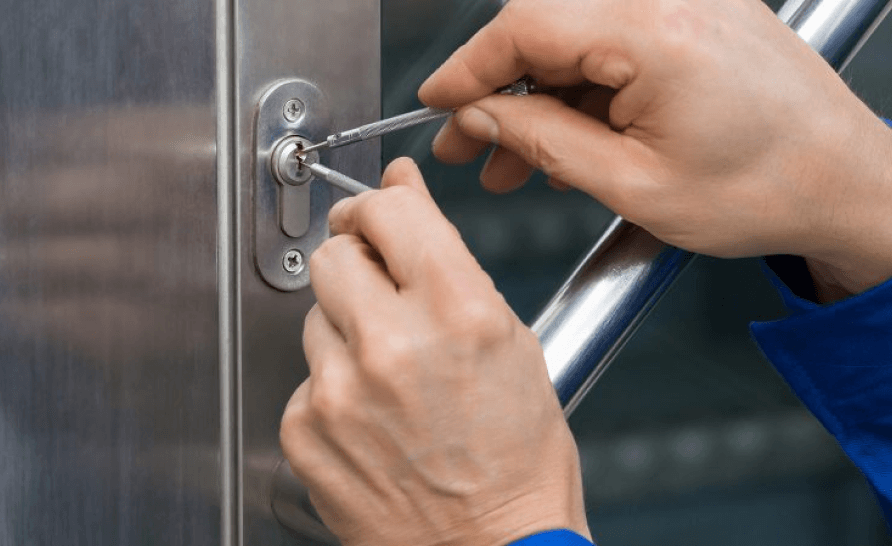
(254, 79, 332, 291)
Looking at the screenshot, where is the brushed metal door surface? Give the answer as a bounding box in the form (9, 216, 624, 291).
(234, 0, 381, 544)
(0, 1, 221, 544)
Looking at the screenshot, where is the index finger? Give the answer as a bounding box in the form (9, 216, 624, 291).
(328, 159, 488, 291)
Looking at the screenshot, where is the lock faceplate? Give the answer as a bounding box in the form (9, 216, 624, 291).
(254, 79, 331, 291)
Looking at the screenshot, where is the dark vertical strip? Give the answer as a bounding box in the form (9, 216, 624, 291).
(215, 0, 241, 542)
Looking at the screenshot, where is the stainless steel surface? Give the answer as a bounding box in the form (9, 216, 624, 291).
(307, 163, 375, 195)
(236, 0, 380, 544)
(779, 0, 892, 70)
(533, 219, 694, 413)
(216, 0, 239, 541)
(0, 0, 221, 545)
(272, 137, 319, 187)
(537, 0, 892, 417)
(253, 79, 333, 292)
(304, 107, 453, 153)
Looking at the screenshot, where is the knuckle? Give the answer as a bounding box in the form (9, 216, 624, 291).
(357, 330, 417, 379)
(450, 298, 516, 347)
(325, 233, 359, 251)
(307, 379, 350, 424)
(653, 2, 709, 62)
(515, 125, 565, 177)
(280, 395, 310, 449)
(379, 185, 419, 213)
(355, 190, 392, 231)
(308, 240, 333, 275)
(356, 185, 424, 239)
(309, 235, 360, 274)
(302, 307, 322, 354)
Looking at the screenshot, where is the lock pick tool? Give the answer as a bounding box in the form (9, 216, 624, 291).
(298, 77, 538, 195)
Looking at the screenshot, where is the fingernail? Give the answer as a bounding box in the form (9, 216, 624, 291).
(391, 156, 418, 171)
(457, 107, 499, 144)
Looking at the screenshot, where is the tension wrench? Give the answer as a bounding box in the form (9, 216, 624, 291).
(304, 162, 373, 195)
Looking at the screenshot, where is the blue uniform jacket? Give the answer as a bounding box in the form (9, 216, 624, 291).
(511, 118, 892, 546)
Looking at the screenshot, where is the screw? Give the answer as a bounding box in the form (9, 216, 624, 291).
(283, 249, 304, 274)
(283, 99, 305, 123)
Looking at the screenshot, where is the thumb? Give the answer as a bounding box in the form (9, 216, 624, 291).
(381, 157, 432, 198)
(454, 94, 649, 213)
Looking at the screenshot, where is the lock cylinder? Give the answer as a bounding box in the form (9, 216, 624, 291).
(271, 136, 319, 186)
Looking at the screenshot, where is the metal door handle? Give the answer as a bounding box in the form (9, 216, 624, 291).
(537, 0, 892, 416)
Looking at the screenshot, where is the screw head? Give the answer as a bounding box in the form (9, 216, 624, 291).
(283, 99, 305, 123)
(283, 249, 305, 274)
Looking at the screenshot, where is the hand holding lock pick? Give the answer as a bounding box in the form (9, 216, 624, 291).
(281, 1, 892, 545)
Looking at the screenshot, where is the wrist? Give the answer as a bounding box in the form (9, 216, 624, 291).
(471, 474, 592, 546)
(797, 112, 892, 300)
(466, 433, 592, 546)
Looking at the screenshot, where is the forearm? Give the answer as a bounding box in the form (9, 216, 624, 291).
(802, 116, 892, 302)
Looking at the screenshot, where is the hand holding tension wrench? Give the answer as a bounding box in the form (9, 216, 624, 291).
(298, 77, 538, 195)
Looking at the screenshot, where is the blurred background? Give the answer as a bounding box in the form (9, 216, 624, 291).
(381, 1, 892, 545)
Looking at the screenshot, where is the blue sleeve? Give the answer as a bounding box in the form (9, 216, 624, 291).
(508, 530, 593, 546)
(750, 263, 892, 522)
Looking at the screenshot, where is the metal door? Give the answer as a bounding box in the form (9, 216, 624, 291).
(0, 0, 379, 544)
(0, 0, 221, 543)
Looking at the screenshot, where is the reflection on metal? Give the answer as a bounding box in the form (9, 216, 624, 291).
(779, 0, 892, 70)
(532, 218, 693, 413)
(0, 1, 220, 544)
(254, 79, 332, 291)
(536, 0, 892, 417)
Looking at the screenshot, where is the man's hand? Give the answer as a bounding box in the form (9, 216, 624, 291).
(420, 0, 892, 299)
(280, 158, 590, 546)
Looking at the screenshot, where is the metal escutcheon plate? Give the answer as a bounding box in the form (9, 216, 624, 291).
(254, 79, 332, 291)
